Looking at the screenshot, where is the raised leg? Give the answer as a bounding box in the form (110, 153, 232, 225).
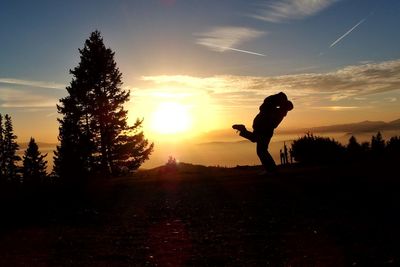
(232, 124, 257, 143)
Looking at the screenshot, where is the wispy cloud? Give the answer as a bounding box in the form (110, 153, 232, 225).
(385, 97, 397, 103)
(330, 18, 367, 48)
(0, 87, 58, 108)
(141, 59, 400, 108)
(312, 106, 360, 111)
(252, 0, 339, 23)
(195, 26, 266, 56)
(0, 78, 65, 90)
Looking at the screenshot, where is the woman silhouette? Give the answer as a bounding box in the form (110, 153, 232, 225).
(233, 92, 293, 173)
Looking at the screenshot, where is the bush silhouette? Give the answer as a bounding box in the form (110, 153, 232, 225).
(291, 133, 345, 164)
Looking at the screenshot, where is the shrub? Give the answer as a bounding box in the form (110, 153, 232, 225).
(291, 133, 346, 164)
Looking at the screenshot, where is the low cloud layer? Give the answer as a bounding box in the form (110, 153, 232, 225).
(142, 59, 400, 109)
(0, 78, 65, 90)
(2, 59, 399, 112)
(0, 87, 58, 108)
(0, 78, 66, 109)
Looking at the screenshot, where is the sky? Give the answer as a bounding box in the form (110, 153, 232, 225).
(1, 0, 400, 152)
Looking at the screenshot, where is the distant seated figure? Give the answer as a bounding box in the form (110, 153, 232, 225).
(232, 92, 293, 173)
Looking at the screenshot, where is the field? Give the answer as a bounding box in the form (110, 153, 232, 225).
(0, 162, 399, 266)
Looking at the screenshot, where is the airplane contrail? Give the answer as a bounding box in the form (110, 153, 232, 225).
(203, 43, 266, 57)
(330, 18, 367, 48)
(225, 46, 266, 57)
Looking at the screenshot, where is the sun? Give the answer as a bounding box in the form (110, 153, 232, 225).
(150, 102, 192, 134)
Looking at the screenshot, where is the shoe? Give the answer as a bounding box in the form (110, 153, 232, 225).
(232, 124, 246, 133)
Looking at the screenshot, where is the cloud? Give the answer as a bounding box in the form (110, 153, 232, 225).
(0, 87, 58, 108)
(312, 106, 360, 111)
(0, 78, 65, 90)
(195, 26, 266, 55)
(252, 0, 339, 22)
(141, 59, 400, 107)
(385, 97, 397, 103)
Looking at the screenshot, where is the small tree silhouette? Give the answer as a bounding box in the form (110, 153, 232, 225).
(346, 135, 363, 160)
(22, 138, 48, 185)
(371, 131, 385, 156)
(166, 156, 177, 166)
(165, 156, 178, 172)
(386, 136, 400, 158)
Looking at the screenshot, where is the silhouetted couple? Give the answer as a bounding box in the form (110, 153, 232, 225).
(233, 92, 293, 174)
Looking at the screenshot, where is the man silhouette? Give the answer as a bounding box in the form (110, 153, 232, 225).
(233, 92, 293, 173)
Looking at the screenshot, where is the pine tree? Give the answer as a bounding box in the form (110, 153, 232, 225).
(54, 30, 153, 179)
(54, 95, 92, 184)
(22, 138, 48, 185)
(112, 119, 154, 171)
(0, 114, 4, 180)
(371, 131, 385, 155)
(3, 114, 20, 181)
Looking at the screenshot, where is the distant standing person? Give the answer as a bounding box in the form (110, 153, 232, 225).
(280, 149, 285, 165)
(232, 92, 293, 173)
(289, 148, 294, 164)
(283, 142, 289, 165)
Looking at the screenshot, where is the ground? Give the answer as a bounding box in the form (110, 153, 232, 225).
(0, 162, 399, 266)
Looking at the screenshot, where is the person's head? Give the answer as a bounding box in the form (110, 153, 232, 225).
(276, 92, 293, 111)
(276, 92, 288, 102)
(260, 92, 293, 112)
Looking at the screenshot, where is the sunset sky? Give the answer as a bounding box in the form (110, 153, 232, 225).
(1, 0, 400, 147)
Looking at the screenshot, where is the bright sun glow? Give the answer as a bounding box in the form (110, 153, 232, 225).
(150, 102, 192, 134)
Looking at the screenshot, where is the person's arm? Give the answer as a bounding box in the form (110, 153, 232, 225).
(271, 101, 292, 128)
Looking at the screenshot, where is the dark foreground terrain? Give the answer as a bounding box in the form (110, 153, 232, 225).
(0, 162, 399, 266)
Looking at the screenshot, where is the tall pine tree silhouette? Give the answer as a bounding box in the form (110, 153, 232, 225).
(3, 114, 20, 182)
(22, 138, 48, 185)
(54, 94, 90, 184)
(54, 31, 153, 180)
(0, 114, 4, 181)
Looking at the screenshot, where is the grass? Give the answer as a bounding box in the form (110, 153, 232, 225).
(0, 161, 399, 266)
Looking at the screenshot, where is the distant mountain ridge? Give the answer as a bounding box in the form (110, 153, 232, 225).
(198, 119, 400, 143)
(291, 119, 400, 134)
